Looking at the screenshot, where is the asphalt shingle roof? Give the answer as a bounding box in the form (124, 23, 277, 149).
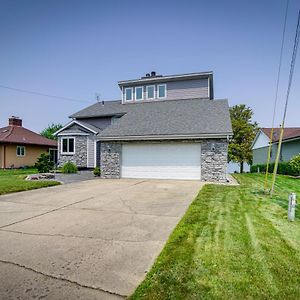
(70, 101, 126, 118)
(70, 98, 232, 140)
(99, 99, 232, 139)
(261, 127, 300, 142)
(76, 121, 102, 133)
(0, 125, 57, 147)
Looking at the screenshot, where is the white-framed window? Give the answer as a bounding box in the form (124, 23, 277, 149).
(135, 86, 144, 101)
(124, 87, 133, 101)
(16, 146, 25, 156)
(157, 84, 167, 99)
(146, 85, 155, 100)
(61, 137, 75, 154)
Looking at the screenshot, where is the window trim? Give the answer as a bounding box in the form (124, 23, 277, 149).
(146, 85, 155, 100)
(61, 137, 75, 155)
(16, 145, 25, 157)
(124, 87, 133, 102)
(157, 83, 167, 99)
(134, 86, 144, 101)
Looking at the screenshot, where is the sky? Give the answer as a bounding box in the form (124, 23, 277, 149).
(0, 0, 299, 132)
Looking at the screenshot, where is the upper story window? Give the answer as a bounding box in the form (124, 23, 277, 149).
(146, 85, 155, 100)
(16, 146, 25, 156)
(135, 86, 143, 101)
(158, 84, 167, 99)
(61, 137, 75, 154)
(124, 87, 133, 101)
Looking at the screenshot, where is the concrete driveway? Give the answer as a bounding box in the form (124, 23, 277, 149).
(0, 179, 203, 299)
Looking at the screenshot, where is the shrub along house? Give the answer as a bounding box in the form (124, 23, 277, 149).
(0, 117, 57, 168)
(252, 127, 300, 165)
(55, 71, 233, 182)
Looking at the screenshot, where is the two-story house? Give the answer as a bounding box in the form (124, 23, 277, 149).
(55, 71, 232, 182)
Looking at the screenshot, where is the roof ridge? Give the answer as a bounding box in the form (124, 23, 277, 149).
(0, 125, 14, 141)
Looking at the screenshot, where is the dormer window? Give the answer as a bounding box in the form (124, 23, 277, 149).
(158, 84, 167, 99)
(146, 85, 155, 100)
(124, 87, 133, 101)
(135, 86, 143, 101)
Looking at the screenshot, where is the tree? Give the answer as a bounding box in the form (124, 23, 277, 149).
(228, 104, 258, 173)
(40, 123, 63, 140)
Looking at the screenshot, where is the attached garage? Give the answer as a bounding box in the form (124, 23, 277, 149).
(121, 143, 201, 180)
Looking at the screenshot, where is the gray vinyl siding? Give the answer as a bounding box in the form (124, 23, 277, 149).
(281, 140, 300, 161)
(124, 78, 209, 102)
(253, 146, 276, 165)
(59, 123, 91, 134)
(87, 136, 95, 168)
(77, 117, 111, 130)
(166, 79, 209, 100)
(252, 140, 300, 165)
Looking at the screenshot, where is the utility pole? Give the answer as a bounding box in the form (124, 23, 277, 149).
(264, 0, 289, 193)
(270, 7, 300, 197)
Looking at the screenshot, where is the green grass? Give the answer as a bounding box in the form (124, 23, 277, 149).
(130, 174, 300, 299)
(0, 168, 60, 195)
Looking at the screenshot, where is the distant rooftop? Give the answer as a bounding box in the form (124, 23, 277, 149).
(0, 117, 57, 147)
(261, 127, 300, 142)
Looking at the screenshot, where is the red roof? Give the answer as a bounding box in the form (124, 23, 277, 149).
(0, 125, 57, 147)
(261, 127, 300, 142)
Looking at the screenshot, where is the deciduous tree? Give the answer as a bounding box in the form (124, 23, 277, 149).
(228, 105, 258, 173)
(40, 123, 63, 140)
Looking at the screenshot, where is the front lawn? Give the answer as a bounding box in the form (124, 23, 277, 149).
(131, 174, 300, 299)
(0, 169, 60, 195)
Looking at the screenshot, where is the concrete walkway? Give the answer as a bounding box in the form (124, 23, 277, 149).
(53, 170, 96, 184)
(0, 179, 203, 299)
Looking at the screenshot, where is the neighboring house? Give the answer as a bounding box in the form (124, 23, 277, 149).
(56, 71, 233, 182)
(227, 162, 250, 173)
(0, 117, 57, 168)
(252, 127, 300, 165)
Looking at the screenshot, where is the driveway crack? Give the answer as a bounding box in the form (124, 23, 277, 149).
(0, 259, 126, 298)
(0, 229, 165, 243)
(0, 196, 95, 229)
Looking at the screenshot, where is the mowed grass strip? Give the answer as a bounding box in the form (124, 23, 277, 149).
(0, 169, 60, 195)
(130, 174, 300, 299)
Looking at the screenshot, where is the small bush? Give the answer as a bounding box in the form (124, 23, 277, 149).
(289, 154, 300, 176)
(93, 167, 101, 176)
(35, 153, 54, 173)
(61, 161, 78, 174)
(251, 156, 300, 176)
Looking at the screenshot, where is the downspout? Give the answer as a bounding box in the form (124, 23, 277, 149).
(3, 145, 6, 169)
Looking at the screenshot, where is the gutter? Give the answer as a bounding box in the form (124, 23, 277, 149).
(97, 133, 233, 142)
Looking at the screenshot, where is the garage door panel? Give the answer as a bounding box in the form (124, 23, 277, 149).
(122, 143, 201, 180)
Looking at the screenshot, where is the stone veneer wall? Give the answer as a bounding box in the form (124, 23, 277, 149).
(58, 136, 88, 168)
(100, 139, 228, 182)
(100, 142, 122, 178)
(200, 139, 228, 182)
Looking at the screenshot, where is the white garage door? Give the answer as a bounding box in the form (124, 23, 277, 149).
(121, 143, 201, 180)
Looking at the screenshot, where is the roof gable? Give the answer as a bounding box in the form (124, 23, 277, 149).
(54, 120, 100, 136)
(252, 130, 270, 149)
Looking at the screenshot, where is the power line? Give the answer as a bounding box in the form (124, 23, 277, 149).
(0, 84, 91, 104)
(264, 0, 289, 192)
(270, 7, 300, 196)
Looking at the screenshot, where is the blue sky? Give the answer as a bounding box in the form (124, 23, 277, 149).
(1, 0, 299, 132)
